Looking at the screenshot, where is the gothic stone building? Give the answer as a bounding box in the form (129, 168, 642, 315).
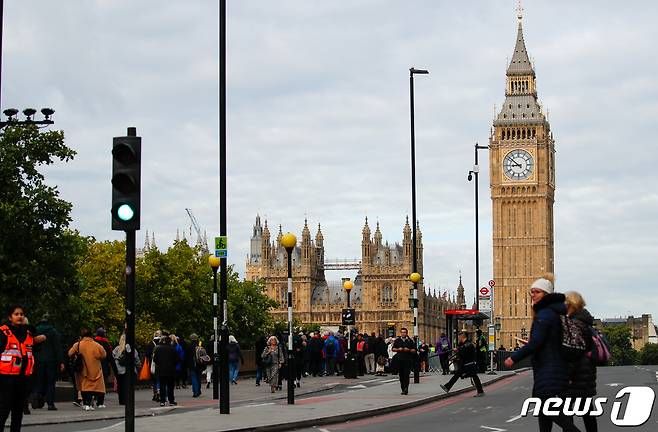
(490, 12, 557, 349)
(245, 216, 460, 343)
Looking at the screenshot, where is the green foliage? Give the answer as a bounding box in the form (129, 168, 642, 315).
(602, 325, 638, 366)
(0, 125, 83, 336)
(638, 343, 658, 365)
(74, 238, 276, 349)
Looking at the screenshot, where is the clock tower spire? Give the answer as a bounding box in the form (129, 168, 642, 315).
(489, 6, 556, 349)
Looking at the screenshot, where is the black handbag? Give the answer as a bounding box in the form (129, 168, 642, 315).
(68, 342, 84, 373)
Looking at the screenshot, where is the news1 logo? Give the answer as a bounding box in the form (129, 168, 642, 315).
(521, 387, 655, 427)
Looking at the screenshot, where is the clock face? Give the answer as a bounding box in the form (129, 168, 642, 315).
(503, 149, 534, 180)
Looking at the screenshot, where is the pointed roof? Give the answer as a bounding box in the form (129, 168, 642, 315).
(315, 223, 323, 243)
(507, 11, 534, 76)
(362, 216, 371, 237)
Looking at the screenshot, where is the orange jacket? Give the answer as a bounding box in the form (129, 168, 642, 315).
(0, 325, 34, 376)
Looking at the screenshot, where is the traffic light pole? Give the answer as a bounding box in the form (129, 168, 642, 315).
(124, 127, 137, 432)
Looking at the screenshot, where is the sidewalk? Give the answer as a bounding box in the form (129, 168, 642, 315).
(64, 370, 524, 432)
(20, 374, 348, 427)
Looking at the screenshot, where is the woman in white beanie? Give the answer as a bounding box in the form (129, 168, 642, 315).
(504, 274, 581, 432)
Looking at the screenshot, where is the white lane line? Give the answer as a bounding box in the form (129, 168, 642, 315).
(360, 378, 380, 383)
(244, 402, 276, 408)
(318, 429, 331, 432)
(506, 414, 523, 423)
(481, 427, 507, 431)
(381, 378, 399, 383)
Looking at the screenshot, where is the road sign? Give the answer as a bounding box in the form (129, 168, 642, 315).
(215, 236, 227, 250)
(215, 249, 227, 258)
(479, 298, 491, 312)
(479, 286, 490, 297)
(488, 279, 495, 287)
(342, 308, 356, 326)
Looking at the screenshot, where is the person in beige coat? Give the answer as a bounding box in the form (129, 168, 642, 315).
(68, 328, 106, 411)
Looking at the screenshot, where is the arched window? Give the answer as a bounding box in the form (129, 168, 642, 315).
(381, 285, 393, 304)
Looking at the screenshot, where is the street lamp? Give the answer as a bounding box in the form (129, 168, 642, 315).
(208, 255, 220, 400)
(342, 278, 357, 379)
(409, 67, 428, 385)
(0, 107, 55, 128)
(409, 271, 422, 383)
(467, 143, 489, 313)
(281, 232, 297, 405)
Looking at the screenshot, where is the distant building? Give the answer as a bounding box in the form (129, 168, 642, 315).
(595, 314, 658, 350)
(245, 215, 461, 342)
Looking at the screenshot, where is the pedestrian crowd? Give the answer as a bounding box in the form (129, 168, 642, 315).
(1, 274, 608, 432)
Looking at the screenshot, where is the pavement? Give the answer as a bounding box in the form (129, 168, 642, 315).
(18, 369, 523, 432)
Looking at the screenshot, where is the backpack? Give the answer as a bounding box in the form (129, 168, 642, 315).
(560, 315, 587, 360)
(325, 340, 336, 357)
(586, 327, 611, 366)
(195, 346, 211, 366)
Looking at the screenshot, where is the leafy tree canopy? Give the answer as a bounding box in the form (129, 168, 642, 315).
(602, 325, 637, 366)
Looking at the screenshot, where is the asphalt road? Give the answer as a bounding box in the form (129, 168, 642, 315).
(300, 366, 658, 432)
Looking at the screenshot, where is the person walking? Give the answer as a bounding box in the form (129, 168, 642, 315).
(504, 274, 581, 432)
(152, 334, 178, 406)
(112, 332, 141, 406)
(309, 333, 323, 377)
(391, 328, 416, 395)
(323, 332, 339, 376)
(476, 329, 488, 373)
(564, 291, 597, 432)
(436, 333, 451, 375)
(0, 305, 36, 432)
(68, 328, 107, 411)
(418, 340, 430, 373)
(261, 336, 283, 393)
(440, 331, 484, 396)
(365, 333, 377, 374)
(254, 335, 267, 386)
(93, 328, 117, 394)
(355, 334, 367, 376)
(227, 335, 244, 385)
(171, 335, 185, 389)
(188, 334, 206, 397)
(145, 331, 161, 402)
(33, 313, 64, 411)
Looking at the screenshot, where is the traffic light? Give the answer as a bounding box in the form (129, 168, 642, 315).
(111, 133, 141, 231)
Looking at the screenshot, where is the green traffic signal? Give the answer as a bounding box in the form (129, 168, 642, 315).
(117, 204, 135, 221)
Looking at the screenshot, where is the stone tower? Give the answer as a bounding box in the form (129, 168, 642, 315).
(489, 7, 556, 349)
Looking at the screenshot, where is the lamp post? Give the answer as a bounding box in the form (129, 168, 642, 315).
(409, 67, 428, 385)
(409, 272, 421, 383)
(467, 143, 489, 313)
(342, 278, 357, 379)
(343, 279, 354, 350)
(208, 255, 220, 400)
(281, 232, 297, 405)
(1, 108, 55, 129)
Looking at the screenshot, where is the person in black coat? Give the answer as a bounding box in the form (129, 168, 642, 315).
(391, 328, 416, 395)
(505, 274, 581, 432)
(565, 292, 597, 432)
(440, 331, 484, 396)
(152, 334, 178, 406)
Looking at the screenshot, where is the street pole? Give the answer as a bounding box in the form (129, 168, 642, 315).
(475, 145, 480, 313)
(209, 259, 219, 399)
(346, 289, 351, 351)
(409, 67, 427, 385)
(218, 0, 229, 415)
(281, 233, 297, 404)
(124, 127, 137, 432)
(0, 0, 4, 111)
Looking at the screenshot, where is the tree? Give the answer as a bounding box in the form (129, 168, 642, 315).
(0, 125, 83, 335)
(638, 343, 658, 365)
(602, 325, 638, 366)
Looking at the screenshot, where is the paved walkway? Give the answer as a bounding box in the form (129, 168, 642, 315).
(19, 370, 524, 431)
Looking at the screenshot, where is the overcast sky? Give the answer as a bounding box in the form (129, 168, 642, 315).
(4, 1, 657, 320)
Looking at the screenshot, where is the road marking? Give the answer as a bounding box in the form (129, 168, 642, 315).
(348, 384, 367, 389)
(244, 402, 276, 408)
(381, 378, 399, 383)
(360, 378, 380, 383)
(481, 427, 507, 431)
(606, 383, 623, 387)
(506, 414, 523, 423)
(318, 429, 331, 432)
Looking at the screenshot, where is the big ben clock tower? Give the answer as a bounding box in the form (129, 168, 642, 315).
(490, 5, 556, 349)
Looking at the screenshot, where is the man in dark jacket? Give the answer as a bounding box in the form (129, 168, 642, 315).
(505, 276, 581, 432)
(309, 333, 324, 377)
(33, 314, 64, 410)
(152, 334, 178, 406)
(436, 333, 451, 375)
(392, 328, 416, 395)
(440, 331, 484, 396)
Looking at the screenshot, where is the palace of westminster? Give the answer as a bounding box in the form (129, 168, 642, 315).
(246, 11, 555, 348)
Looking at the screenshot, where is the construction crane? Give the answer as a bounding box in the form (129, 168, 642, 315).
(185, 208, 209, 254)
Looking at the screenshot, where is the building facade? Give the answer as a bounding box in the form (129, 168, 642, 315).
(489, 11, 557, 349)
(595, 315, 658, 351)
(245, 216, 459, 343)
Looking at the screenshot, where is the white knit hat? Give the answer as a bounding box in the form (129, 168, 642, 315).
(531, 277, 554, 294)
